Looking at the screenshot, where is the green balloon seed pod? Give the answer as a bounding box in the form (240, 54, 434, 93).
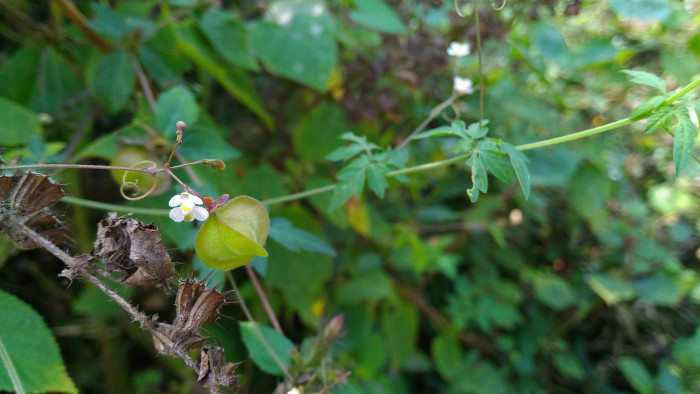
(195, 196, 270, 270)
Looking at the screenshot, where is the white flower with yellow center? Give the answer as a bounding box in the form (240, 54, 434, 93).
(168, 192, 209, 222)
(447, 41, 470, 57)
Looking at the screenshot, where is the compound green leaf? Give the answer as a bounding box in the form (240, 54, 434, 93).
(367, 164, 389, 198)
(0, 289, 77, 394)
(629, 95, 665, 120)
(480, 149, 514, 184)
(622, 69, 667, 92)
(643, 107, 673, 134)
(195, 196, 270, 270)
(240, 322, 293, 376)
(501, 142, 531, 199)
(467, 156, 488, 203)
(672, 115, 697, 176)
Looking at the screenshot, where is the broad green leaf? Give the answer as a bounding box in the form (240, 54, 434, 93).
(467, 157, 488, 202)
(294, 104, 349, 162)
(643, 107, 673, 134)
(336, 271, 393, 302)
(380, 303, 419, 368)
(251, 17, 338, 91)
(0, 98, 42, 147)
(480, 149, 514, 184)
(175, 22, 273, 128)
(629, 95, 665, 120)
(88, 3, 129, 40)
(349, 0, 407, 34)
(617, 356, 655, 394)
(367, 164, 389, 198)
(195, 196, 270, 270)
(268, 217, 335, 255)
(533, 23, 568, 62)
(29, 47, 81, 115)
(0, 289, 77, 393)
(501, 142, 531, 199)
(329, 156, 369, 211)
(611, 0, 671, 22)
(0, 44, 42, 104)
(86, 49, 135, 114)
(431, 332, 463, 381)
(198, 8, 258, 71)
(634, 272, 684, 305)
(622, 69, 667, 92)
(136, 46, 182, 88)
(178, 124, 240, 161)
(239, 322, 294, 376)
(589, 273, 635, 305)
(155, 85, 199, 133)
(411, 125, 459, 140)
(530, 273, 577, 311)
(672, 116, 697, 176)
(552, 353, 585, 380)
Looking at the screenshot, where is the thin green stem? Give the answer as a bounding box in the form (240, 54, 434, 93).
(260, 185, 336, 206)
(515, 118, 632, 151)
(1, 163, 159, 173)
(474, 0, 484, 128)
(399, 93, 458, 148)
(60, 196, 170, 216)
(225, 271, 293, 382)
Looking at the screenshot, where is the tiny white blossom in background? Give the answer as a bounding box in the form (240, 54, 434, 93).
(287, 388, 301, 394)
(168, 192, 209, 222)
(453, 77, 474, 94)
(447, 41, 470, 57)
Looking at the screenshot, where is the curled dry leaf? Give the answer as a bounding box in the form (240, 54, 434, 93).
(0, 172, 69, 249)
(92, 213, 174, 286)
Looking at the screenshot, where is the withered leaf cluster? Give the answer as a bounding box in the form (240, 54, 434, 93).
(93, 213, 174, 286)
(0, 172, 69, 249)
(153, 276, 238, 390)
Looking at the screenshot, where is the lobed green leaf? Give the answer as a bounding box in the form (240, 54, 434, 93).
(622, 69, 667, 92)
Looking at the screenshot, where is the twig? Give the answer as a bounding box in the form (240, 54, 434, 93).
(51, 0, 113, 53)
(7, 219, 201, 374)
(244, 264, 283, 333)
(129, 53, 157, 113)
(398, 94, 458, 148)
(226, 271, 293, 381)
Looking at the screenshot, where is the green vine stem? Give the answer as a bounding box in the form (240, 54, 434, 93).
(11, 76, 700, 215)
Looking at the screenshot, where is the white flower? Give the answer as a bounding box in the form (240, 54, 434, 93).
(168, 192, 209, 222)
(287, 389, 301, 394)
(453, 77, 474, 94)
(447, 41, 470, 57)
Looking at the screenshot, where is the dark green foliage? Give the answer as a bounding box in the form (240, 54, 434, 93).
(0, 1, 699, 393)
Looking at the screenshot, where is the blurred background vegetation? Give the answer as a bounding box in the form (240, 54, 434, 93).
(0, 0, 699, 392)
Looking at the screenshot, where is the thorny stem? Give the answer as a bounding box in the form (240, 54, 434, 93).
(244, 264, 283, 333)
(225, 271, 294, 382)
(9, 219, 202, 373)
